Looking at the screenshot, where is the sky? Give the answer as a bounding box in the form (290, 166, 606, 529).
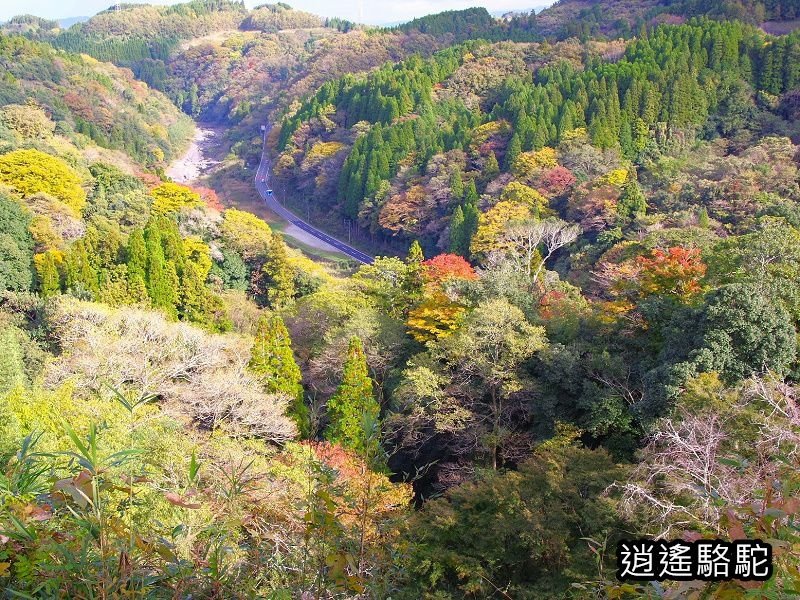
(0, 0, 549, 27)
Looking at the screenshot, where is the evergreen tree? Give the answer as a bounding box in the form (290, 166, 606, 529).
(179, 261, 208, 324)
(145, 224, 178, 318)
(462, 201, 480, 255)
(37, 251, 62, 297)
(64, 240, 98, 296)
(126, 228, 147, 282)
(262, 234, 296, 309)
(449, 205, 468, 256)
(697, 206, 710, 229)
(407, 239, 424, 265)
(0, 194, 33, 292)
(248, 315, 308, 437)
(505, 133, 522, 171)
(450, 169, 464, 202)
(325, 337, 381, 457)
(401, 240, 426, 311)
(465, 179, 479, 204)
(0, 327, 25, 393)
(617, 175, 647, 225)
(483, 151, 500, 183)
(127, 274, 149, 305)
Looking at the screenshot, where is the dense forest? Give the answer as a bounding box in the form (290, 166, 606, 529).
(1, 0, 800, 598)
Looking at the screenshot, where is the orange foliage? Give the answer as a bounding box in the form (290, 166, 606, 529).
(193, 186, 224, 211)
(538, 290, 566, 320)
(636, 247, 706, 300)
(309, 441, 413, 531)
(422, 253, 477, 285)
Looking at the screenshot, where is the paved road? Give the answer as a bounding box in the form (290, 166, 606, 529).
(254, 127, 374, 265)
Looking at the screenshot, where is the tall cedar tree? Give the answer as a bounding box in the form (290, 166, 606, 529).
(144, 223, 178, 319)
(402, 240, 425, 310)
(249, 314, 309, 437)
(262, 234, 296, 308)
(617, 175, 647, 225)
(38, 251, 61, 296)
(325, 337, 381, 457)
(0, 327, 25, 393)
(449, 205, 467, 256)
(126, 228, 147, 281)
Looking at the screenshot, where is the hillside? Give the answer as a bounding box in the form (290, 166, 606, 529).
(273, 20, 800, 251)
(534, 0, 800, 38)
(1, 1, 800, 598)
(0, 32, 192, 169)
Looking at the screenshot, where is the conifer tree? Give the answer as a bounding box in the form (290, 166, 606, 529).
(465, 179, 479, 204)
(0, 327, 25, 393)
(126, 228, 147, 282)
(262, 234, 296, 309)
(407, 239, 424, 265)
(450, 169, 464, 202)
(449, 205, 467, 256)
(64, 240, 98, 296)
(179, 261, 208, 324)
(617, 175, 647, 225)
(325, 337, 381, 456)
(248, 315, 308, 437)
(505, 133, 522, 171)
(37, 250, 62, 297)
(127, 274, 149, 305)
(483, 152, 499, 182)
(462, 202, 480, 254)
(145, 225, 178, 319)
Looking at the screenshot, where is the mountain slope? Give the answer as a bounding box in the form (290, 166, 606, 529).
(0, 32, 192, 169)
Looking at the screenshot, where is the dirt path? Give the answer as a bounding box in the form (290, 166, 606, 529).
(166, 126, 219, 183)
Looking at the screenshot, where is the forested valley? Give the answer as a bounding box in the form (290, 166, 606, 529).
(1, 0, 800, 597)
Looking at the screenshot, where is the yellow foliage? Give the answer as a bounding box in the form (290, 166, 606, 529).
(0, 149, 86, 215)
(183, 236, 213, 280)
(29, 214, 62, 250)
(33, 248, 64, 273)
(512, 147, 558, 177)
(471, 120, 511, 146)
(470, 200, 533, 256)
(275, 152, 297, 175)
(500, 181, 549, 214)
(562, 127, 588, 142)
(0, 104, 55, 139)
(151, 182, 202, 215)
(601, 168, 629, 187)
(407, 294, 466, 343)
(220, 208, 273, 259)
(305, 141, 345, 164)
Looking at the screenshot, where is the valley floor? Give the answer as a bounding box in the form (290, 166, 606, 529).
(166, 122, 345, 259)
(166, 125, 219, 183)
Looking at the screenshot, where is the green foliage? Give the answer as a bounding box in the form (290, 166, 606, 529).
(0, 32, 191, 165)
(261, 235, 295, 309)
(694, 283, 797, 383)
(325, 337, 381, 458)
(616, 173, 647, 225)
(248, 315, 308, 437)
(0, 327, 26, 393)
(402, 436, 628, 599)
(0, 194, 33, 292)
(210, 247, 249, 291)
(87, 163, 150, 229)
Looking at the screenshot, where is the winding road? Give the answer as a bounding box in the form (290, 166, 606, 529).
(255, 127, 374, 265)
